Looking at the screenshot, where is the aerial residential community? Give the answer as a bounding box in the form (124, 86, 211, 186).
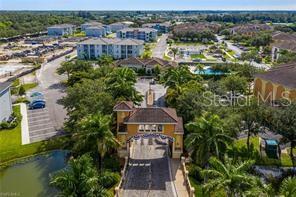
(0, 1, 296, 197)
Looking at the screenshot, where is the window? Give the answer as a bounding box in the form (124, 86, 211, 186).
(139, 125, 144, 132)
(158, 125, 163, 132)
(145, 125, 150, 132)
(151, 125, 157, 132)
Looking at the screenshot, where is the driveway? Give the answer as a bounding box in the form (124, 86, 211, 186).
(135, 78, 167, 107)
(152, 34, 168, 58)
(36, 52, 76, 130)
(122, 138, 177, 197)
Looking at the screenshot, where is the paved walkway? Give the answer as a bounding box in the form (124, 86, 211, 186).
(19, 103, 30, 145)
(171, 159, 189, 197)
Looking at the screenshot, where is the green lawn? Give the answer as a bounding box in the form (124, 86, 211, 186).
(163, 54, 172, 61)
(191, 54, 206, 59)
(174, 42, 202, 46)
(233, 136, 295, 167)
(0, 105, 67, 165)
(22, 82, 38, 91)
(106, 33, 116, 38)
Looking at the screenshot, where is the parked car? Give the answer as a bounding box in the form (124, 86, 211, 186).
(31, 99, 45, 104)
(29, 101, 45, 109)
(30, 92, 43, 98)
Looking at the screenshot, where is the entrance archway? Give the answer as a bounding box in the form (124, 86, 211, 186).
(127, 134, 174, 158)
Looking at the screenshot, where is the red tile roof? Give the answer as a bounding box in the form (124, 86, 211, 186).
(113, 101, 134, 111)
(255, 62, 296, 89)
(124, 107, 179, 124)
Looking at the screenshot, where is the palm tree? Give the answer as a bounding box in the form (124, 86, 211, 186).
(170, 47, 178, 60)
(50, 154, 109, 196)
(279, 177, 296, 197)
(195, 63, 205, 75)
(185, 113, 232, 166)
(106, 67, 143, 104)
(75, 113, 120, 171)
(202, 157, 257, 197)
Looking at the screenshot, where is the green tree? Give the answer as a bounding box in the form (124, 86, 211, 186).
(279, 177, 296, 197)
(106, 67, 143, 104)
(97, 55, 114, 67)
(50, 154, 109, 196)
(161, 66, 197, 89)
(185, 113, 232, 166)
(18, 85, 26, 96)
(61, 79, 114, 130)
(202, 157, 258, 197)
(170, 47, 178, 60)
(221, 74, 248, 105)
(57, 61, 74, 79)
(239, 99, 262, 152)
(76, 113, 120, 170)
(272, 102, 296, 167)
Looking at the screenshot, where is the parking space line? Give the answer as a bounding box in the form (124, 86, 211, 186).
(28, 118, 51, 124)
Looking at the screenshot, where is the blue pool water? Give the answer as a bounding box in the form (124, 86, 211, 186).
(194, 68, 225, 75)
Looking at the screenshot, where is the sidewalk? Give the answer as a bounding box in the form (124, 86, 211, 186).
(19, 103, 30, 145)
(171, 159, 189, 197)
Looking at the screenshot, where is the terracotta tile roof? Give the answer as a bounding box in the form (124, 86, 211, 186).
(255, 62, 296, 89)
(272, 32, 296, 42)
(113, 101, 134, 111)
(125, 107, 179, 124)
(175, 117, 184, 133)
(173, 22, 221, 34)
(231, 24, 272, 34)
(115, 57, 177, 68)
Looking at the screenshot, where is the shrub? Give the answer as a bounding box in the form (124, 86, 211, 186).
(103, 156, 121, 172)
(99, 171, 120, 189)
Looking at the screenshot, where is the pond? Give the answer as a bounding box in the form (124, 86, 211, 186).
(0, 150, 68, 197)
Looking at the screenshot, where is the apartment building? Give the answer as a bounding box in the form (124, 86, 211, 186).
(271, 32, 296, 62)
(142, 22, 171, 33)
(85, 26, 106, 37)
(0, 82, 12, 122)
(77, 38, 144, 60)
(47, 24, 75, 36)
(116, 28, 157, 42)
(109, 22, 129, 32)
(81, 22, 103, 31)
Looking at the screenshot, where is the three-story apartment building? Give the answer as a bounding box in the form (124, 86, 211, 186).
(77, 38, 144, 60)
(116, 28, 158, 42)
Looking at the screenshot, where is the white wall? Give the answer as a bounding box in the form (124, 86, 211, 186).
(0, 88, 12, 122)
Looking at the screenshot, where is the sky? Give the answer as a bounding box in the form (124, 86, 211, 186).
(1, 0, 296, 10)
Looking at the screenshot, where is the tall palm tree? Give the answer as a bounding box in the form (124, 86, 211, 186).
(185, 113, 232, 166)
(106, 67, 143, 104)
(170, 47, 178, 60)
(280, 177, 296, 197)
(50, 154, 109, 196)
(75, 113, 120, 171)
(202, 157, 258, 197)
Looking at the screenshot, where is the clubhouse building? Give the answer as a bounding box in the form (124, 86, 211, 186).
(114, 101, 184, 158)
(254, 62, 296, 102)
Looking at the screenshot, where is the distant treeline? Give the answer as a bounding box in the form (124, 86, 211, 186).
(0, 11, 296, 38)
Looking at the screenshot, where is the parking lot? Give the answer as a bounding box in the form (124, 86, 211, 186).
(27, 107, 58, 143)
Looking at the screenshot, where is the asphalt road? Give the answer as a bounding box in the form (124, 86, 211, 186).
(122, 138, 177, 197)
(36, 52, 75, 130)
(152, 34, 168, 58)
